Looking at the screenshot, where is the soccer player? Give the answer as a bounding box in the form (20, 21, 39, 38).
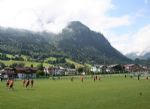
(70, 77, 74, 82)
(94, 76, 96, 82)
(0, 77, 3, 82)
(95, 75, 97, 80)
(23, 79, 26, 87)
(30, 79, 34, 88)
(138, 74, 140, 80)
(6, 79, 10, 87)
(25, 79, 30, 88)
(80, 76, 84, 82)
(98, 76, 101, 80)
(9, 80, 14, 90)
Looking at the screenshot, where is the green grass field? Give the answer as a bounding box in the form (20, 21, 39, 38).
(0, 76, 150, 109)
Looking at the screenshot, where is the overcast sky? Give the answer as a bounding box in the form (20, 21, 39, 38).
(0, 0, 150, 55)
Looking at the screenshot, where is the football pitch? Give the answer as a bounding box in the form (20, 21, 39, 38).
(0, 75, 150, 109)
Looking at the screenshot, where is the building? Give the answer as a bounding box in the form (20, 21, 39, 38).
(44, 66, 66, 76)
(15, 67, 38, 79)
(1, 67, 38, 79)
(91, 65, 107, 73)
(106, 64, 125, 73)
(124, 64, 147, 72)
(65, 68, 76, 75)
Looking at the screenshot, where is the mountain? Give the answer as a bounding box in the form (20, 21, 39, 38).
(126, 52, 150, 60)
(126, 52, 139, 60)
(141, 52, 150, 59)
(0, 27, 58, 58)
(0, 21, 131, 64)
(56, 21, 131, 64)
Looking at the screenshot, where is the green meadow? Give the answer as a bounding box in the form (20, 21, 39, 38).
(0, 60, 50, 67)
(0, 76, 150, 109)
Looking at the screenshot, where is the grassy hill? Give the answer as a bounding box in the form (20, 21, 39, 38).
(0, 60, 50, 67)
(66, 59, 84, 68)
(0, 52, 85, 68)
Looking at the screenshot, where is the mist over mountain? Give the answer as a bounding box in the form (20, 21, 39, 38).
(126, 52, 140, 60)
(0, 21, 131, 64)
(126, 52, 150, 60)
(142, 52, 150, 59)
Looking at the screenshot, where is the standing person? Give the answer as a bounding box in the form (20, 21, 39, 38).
(6, 79, 10, 87)
(146, 76, 148, 80)
(95, 75, 97, 80)
(30, 79, 34, 88)
(125, 75, 127, 78)
(80, 76, 84, 82)
(25, 79, 30, 88)
(23, 79, 26, 87)
(94, 76, 96, 82)
(0, 76, 3, 82)
(52, 76, 55, 80)
(70, 76, 74, 82)
(138, 74, 140, 80)
(98, 76, 101, 80)
(9, 80, 14, 90)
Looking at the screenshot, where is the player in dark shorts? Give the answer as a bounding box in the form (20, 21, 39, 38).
(25, 79, 30, 88)
(94, 76, 96, 82)
(6, 79, 10, 87)
(30, 79, 34, 88)
(23, 79, 26, 87)
(70, 77, 74, 82)
(95, 75, 97, 80)
(138, 74, 140, 80)
(98, 76, 101, 80)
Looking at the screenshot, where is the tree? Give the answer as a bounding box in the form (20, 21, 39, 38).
(56, 57, 66, 64)
(70, 64, 75, 69)
(30, 64, 34, 68)
(84, 65, 91, 75)
(37, 63, 44, 70)
(0, 53, 9, 60)
(77, 67, 84, 74)
(0, 62, 6, 69)
(36, 70, 45, 77)
(10, 63, 25, 68)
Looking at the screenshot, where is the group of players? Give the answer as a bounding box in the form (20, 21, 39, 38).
(70, 75, 101, 82)
(5, 75, 100, 90)
(6, 79, 34, 90)
(5, 74, 149, 90)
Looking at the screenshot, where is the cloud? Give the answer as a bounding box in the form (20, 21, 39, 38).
(1, 0, 149, 55)
(0, 0, 131, 33)
(131, 24, 150, 53)
(135, 8, 150, 19)
(106, 24, 150, 54)
(144, 0, 150, 4)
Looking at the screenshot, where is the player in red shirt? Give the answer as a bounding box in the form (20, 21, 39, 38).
(9, 80, 14, 90)
(6, 79, 10, 87)
(80, 76, 84, 82)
